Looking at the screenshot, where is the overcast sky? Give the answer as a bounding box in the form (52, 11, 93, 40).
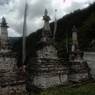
(0, 0, 95, 37)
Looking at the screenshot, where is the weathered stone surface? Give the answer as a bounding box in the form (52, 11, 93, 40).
(33, 74, 68, 88)
(84, 52, 95, 78)
(0, 82, 26, 95)
(68, 51, 91, 82)
(28, 57, 69, 88)
(27, 11, 91, 90)
(0, 17, 26, 95)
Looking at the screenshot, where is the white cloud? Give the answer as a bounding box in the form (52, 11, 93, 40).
(0, 0, 95, 37)
(8, 28, 21, 37)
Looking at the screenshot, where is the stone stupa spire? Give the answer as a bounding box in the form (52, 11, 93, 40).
(43, 9, 51, 31)
(71, 25, 79, 52)
(41, 9, 52, 43)
(1, 17, 8, 27)
(0, 17, 9, 49)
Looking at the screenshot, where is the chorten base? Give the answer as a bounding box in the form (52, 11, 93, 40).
(28, 58, 69, 88)
(68, 61, 91, 82)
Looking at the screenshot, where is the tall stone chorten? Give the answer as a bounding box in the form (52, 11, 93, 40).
(0, 17, 9, 49)
(0, 17, 17, 85)
(69, 25, 91, 82)
(0, 17, 26, 95)
(27, 11, 91, 91)
(27, 9, 69, 89)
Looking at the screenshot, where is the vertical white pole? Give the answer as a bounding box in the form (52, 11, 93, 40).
(22, 2, 28, 64)
(53, 9, 57, 41)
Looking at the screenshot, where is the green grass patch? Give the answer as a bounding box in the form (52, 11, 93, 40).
(35, 83, 95, 95)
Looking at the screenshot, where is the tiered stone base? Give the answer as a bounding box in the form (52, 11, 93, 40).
(27, 58, 91, 89)
(28, 58, 69, 88)
(0, 51, 26, 95)
(0, 81, 26, 95)
(68, 61, 91, 82)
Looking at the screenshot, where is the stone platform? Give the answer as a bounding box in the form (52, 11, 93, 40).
(68, 61, 91, 82)
(27, 58, 69, 88)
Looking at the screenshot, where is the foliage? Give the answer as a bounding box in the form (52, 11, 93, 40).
(14, 3, 95, 66)
(36, 83, 95, 95)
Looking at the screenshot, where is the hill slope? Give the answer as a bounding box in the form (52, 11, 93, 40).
(15, 3, 95, 65)
(27, 3, 95, 55)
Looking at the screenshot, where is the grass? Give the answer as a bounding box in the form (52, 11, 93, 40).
(34, 82, 95, 95)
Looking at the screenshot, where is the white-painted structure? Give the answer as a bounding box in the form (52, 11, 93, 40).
(69, 26, 91, 82)
(0, 17, 8, 49)
(0, 17, 26, 95)
(28, 9, 69, 89)
(84, 52, 95, 78)
(0, 17, 17, 83)
(37, 45, 58, 59)
(28, 10, 92, 89)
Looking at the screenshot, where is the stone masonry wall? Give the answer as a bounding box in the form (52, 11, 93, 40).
(28, 58, 69, 88)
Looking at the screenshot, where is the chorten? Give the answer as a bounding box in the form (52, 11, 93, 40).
(27, 9, 69, 89)
(0, 17, 18, 93)
(69, 25, 91, 82)
(0, 17, 17, 81)
(0, 17, 9, 49)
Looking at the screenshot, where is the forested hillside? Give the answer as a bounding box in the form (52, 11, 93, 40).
(15, 3, 95, 65)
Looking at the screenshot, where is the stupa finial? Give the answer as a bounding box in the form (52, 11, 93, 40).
(1, 16, 8, 27)
(44, 9, 48, 16)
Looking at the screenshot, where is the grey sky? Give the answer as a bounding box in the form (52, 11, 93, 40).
(0, 0, 9, 5)
(0, 0, 95, 37)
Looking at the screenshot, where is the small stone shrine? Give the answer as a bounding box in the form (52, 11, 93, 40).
(0, 17, 17, 85)
(0, 17, 26, 95)
(68, 25, 91, 82)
